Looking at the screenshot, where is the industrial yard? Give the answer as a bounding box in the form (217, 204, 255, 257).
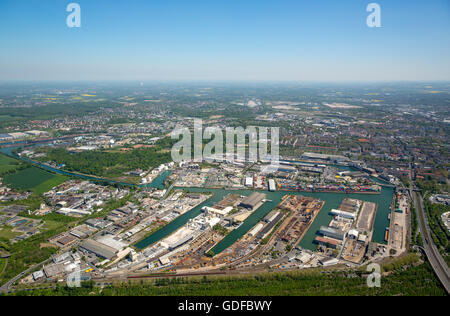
(0, 152, 403, 294)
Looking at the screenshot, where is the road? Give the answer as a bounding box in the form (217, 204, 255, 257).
(411, 189, 450, 294)
(0, 258, 52, 294)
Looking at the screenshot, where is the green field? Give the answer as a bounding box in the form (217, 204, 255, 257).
(0, 258, 6, 276)
(3, 167, 68, 194)
(0, 227, 20, 240)
(0, 154, 21, 174)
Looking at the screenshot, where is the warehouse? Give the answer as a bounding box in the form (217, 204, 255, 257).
(239, 192, 266, 210)
(32, 270, 45, 281)
(329, 209, 356, 220)
(202, 206, 233, 218)
(96, 235, 127, 252)
(43, 263, 66, 278)
(315, 236, 341, 248)
(248, 223, 264, 237)
(168, 234, 194, 251)
(319, 226, 345, 240)
(319, 257, 339, 267)
(301, 152, 349, 163)
(264, 211, 280, 223)
(80, 239, 118, 260)
(257, 213, 285, 240)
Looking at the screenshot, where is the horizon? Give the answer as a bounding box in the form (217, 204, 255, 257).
(1, 79, 450, 84)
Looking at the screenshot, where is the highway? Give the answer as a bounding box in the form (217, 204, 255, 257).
(411, 189, 450, 294)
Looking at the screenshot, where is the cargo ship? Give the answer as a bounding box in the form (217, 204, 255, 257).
(384, 227, 389, 242)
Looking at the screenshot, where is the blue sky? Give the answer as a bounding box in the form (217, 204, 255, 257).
(0, 0, 449, 81)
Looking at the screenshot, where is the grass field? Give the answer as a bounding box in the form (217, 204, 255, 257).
(0, 154, 21, 174)
(0, 227, 20, 240)
(0, 258, 6, 276)
(3, 167, 68, 194)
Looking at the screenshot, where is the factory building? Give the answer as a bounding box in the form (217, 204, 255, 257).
(319, 226, 345, 240)
(257, 213, 285, 240)
(329, 209, 356, 220)
(96, 235, 127, 252)
(80, 239, 118, 260)
(249, 223, 264, 237)
(43, 264, 66, 278)
(319, 257, 339, 267)
(56, 208, 92, 217)
(168, 234, 194, 251)
(315, 236, 341, 248)
(239, 192, 266, 210)
(202, 206, 233, 218)
(32, 270, 45, 281)
(347, 229, 359, 239)
(301, 152, 349, 163)
(264, 211, 280, 223)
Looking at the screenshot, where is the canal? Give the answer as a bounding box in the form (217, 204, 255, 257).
(135, 186, 394, 253)
(0, 145, 394, 255)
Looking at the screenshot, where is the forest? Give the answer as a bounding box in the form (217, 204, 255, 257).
(37, 143, 172, 178)
(4, 262, 446, 296)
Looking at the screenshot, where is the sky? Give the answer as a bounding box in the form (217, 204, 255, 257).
(0, 0, 449, 81)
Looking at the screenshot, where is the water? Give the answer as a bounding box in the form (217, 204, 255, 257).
(1, 145, 394, 254)
(0, 146, 169, 188)
(135, 186, 393, 254)
(144, 170, 171, 189)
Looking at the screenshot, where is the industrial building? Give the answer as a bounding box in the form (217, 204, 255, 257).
(168, 234, 194, 251)
(268, 179, 276, 192)
(315, 236, 341, 248)
(257, 212, 285, 240)
(43, 263, 66, 278)
(301, 152, 349, 163)
(80, 239, 118, 260)
(329, 209, 356, 220)
(347, 229, 359, 239)
(202, 206, 233, 218)
(319, 257, 339, 267)
(96, 235, 127, 252)
(249, 223, 264, 237)
(264, 211, 280, 223)
(319, 226, 345, 240)
(239, 192, 266, 210)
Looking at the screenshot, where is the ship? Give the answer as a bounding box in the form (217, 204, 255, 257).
(384, 227, 390, 242)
